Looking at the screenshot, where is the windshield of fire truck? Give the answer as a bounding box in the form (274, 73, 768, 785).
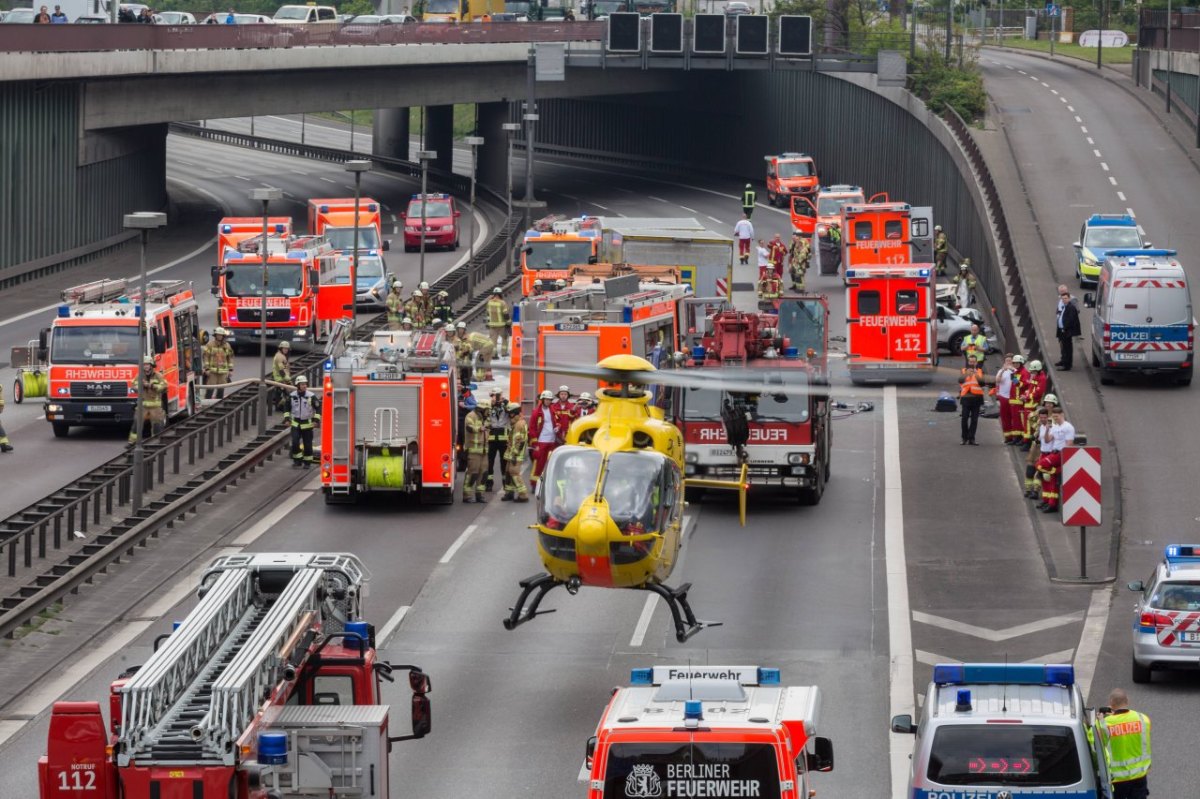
(775, 299, 828, 361)
(51, 325, 141, 364)
(817, 194, 861, 216)
(684, 377, 811, 424)
(777, 161, 813, 178)
(600, 451, 668, 531)
(407, 199, 453, 217)
(537, 446, 602, 527)
(602, 741, 782, 799)
(323, 226, 381, 252)
(524, 240, 595, 271)
(222, 263, 304, 297)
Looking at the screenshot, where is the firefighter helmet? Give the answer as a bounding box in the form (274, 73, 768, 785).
(402, 317, 413, 325)
(533, 279, 543, 287)
(438, 290, 448, 298)
(412, 289, 422, 297)
(745, 183, 752, 189)
(476, 399, 491, 411)
(934, 224, 943, 232)
(557, 385, 570, 395)
(294, 375, 308, 385)
(555, 280, 567, 289)
(278, 340, 290, 350)
(392, 280, 403, 290)
(431, 318, 443, 327)
(578, 391, 594, 404)
(457, 321, 467, 329)
(960, 263, 970, 271)
(1044, 393, 1059, 406)
(213, 327, 229, 337)
(539, 390, 554, 400)
(142, 356, 155, 365)
(419, 281, 430, 291)
(506, 402, 521, 414)
(493, 287, 503, 294)
(1028, 360, 1043, 372)
(489, 387, 502, 396)
(1013, 354, 1026, 364)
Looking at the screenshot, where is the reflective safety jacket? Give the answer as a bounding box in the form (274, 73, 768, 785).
(203, 341, 234, 375)
(285, 390, 321, 429)
(488, 404, 510, 442)
(463, 410, 488, 454)
(742, 188, 756, 208)
(962, 333, 988, 363)
(386, 291, 404, 321)
(272, 352, 291, 384)
(1102, 710, 1151, 783)
(138, 370, 168, 409)
(959, 368, 984, 397)
(486, 296, 510, 329)
(506, 417, 529, 462)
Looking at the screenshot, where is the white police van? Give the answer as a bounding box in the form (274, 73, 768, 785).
(1083, 249, 1194, 386)
(891, 664, 1109, 799)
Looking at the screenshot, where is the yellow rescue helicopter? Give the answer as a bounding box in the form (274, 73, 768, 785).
(503, 353, 750, 643)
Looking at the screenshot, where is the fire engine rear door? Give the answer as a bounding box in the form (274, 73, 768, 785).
(542, 330, 599, 397)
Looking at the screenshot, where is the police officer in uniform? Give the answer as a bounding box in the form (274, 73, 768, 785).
(503, 402, 529, 502)
(1099, 689, 1151, 799)
(462, 400, 490, 502)
(285, 374, 321, 468)
(485, 387, 510, 493)
(203, 327, 234, 399)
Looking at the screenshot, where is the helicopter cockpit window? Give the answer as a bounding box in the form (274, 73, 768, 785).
(537, 446, 602, 529)
(601, 451, 668, 534)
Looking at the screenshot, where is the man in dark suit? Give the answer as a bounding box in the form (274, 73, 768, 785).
(1056, 285, 1082, 371)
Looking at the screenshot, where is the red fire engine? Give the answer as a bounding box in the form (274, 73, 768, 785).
(509, 276, 691, 403)
(212, 218, 331, 353)
(519, 215, 602, 295)
(39, 552, 431, 799)
(307, 197, 390, 253)
(845, 264, 937, 383)
(585, 665, 834, 799)
(320, 321, 458, 505)
(41, 278, 201, 439)
(678, 295, 832, 505)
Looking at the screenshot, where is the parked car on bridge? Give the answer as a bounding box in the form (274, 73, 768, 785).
(1, 8, 37, 23)
(76, 12, 109, 21)
(724, 1, 751, 14)
(155, 10, 197, 23)
(274, 3, 336, 23)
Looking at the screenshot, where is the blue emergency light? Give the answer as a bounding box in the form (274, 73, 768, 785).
(783, 347, 800, 359)
(172, 621, 182, 631)
(933, 663, 1075, 687)
(368, 203, 378, 212)
(757, 668, 781, 685)
(323, 358, 334, 372)
(221, 224, 232, 234)
(845, 270, 857, 279)
(344, 620, 370, 652)
(319, 205, 329, 213)
(258, 732, 288, 765)
(57, 304, 70, 318)
(622, 306, 634, 324)
(684, 700, 704, 721)
(512, 306, 521, 323)
(1165, 545, 1200, 563)
(630, 668, 653, 685)
(955, 689, 972, 712)
(1107, 249, 1177, 258)
(274, 224, 286, 234)
(917, 268, 930, 277)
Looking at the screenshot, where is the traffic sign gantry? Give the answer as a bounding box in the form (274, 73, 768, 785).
(1061, 446, 1101, 527)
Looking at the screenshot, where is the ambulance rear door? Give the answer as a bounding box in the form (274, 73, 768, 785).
(847, 269, 933, 365)
(909, 207, 934, 263)
(846, 273, 890, 364)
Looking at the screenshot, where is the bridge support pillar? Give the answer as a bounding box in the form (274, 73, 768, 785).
(372, 107, 409, 162)
(422, 105, 455, 174)
(475, 101, 512, 195)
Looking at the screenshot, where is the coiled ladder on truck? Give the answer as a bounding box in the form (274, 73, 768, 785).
(116, 553, 365, 767)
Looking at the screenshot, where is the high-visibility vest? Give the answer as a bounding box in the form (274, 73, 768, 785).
(486, 297, 509, 328)
(1103, 710, 1151, 782)
(742, 189, 756, 207)
(959, 369, 984, 397)
(962, 334, 987, 360)
(464, 412, 488, 454)
(285, 391, 320, 429)
(140, 371, 167, 409)
(506, 418, 529, 462)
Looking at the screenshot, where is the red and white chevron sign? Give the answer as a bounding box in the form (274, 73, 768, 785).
(1062, 446, 1102, 527)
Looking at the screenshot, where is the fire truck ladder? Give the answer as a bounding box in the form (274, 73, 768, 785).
(329, 384, 353, 495)
(61, 278, 129, 305)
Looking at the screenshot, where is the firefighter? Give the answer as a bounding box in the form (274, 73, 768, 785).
(822, 222, 843, 274)
(405, 289, 427, 328)
(934, 225, 949, 275)
(551, 385, 577, 431)
(285, 374, 321, 468)
(129, 356, 169, 444)
(385, 280, 404, 330)
(271, 340, 291, 410)
(577, 391, 596, 416)
(1010, 353, 1030, 447)
(503, 401, 530, 502)
(1098, 689, 1152, 799)
(741, 183, 756, 219)
(531, 278, 546, 296)
(462, 400, 489, 503)
(957, 354, 987, 446)
(953, 258, 979, 307)
(485, 387, 510, 493)
(486, 287, 510, 356)
(1024, 404, 1051, 499)
(468, 330, 495, 381)
(433, 290, 453, 325)
(768, 233, 787, 279)
(456, 383, 476, 472)
(530, 390, 558, 485)
(0, 383, 11, 452)
(400, 317, 414, 332)
(756, 269, 782, 306)
(203, 327, 234, 400)
(418, 281, 434, 321)
(788, 231, 810, 290)
(1036, 403, 1074, 512)
(1020, 359, 1048, 450)
(454, 321, 473, 384)
(961, 323, 988, 369)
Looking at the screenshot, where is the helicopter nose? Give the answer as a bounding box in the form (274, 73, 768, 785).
(577, 516, 608, 551)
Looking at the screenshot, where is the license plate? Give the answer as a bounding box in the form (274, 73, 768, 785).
(1183, 632, 1200, 643)
(86, 405, 112, 413)
(1116, 352, 1145, 361)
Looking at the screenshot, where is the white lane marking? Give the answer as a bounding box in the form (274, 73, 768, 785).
(1050, 88, 1059, 95)
(232, 477, 319, 546)
(377, 605, 411, 646)
(381, 203, 390, 212)
(1060, 96, 1068, 103)
(1018, 69, 1027, 74)
(912, 610, 1083, 641)
(319, 177, 336, 184)
(290, 169, 307, 175)
(1068, 105, 1076, 112)
(707, 215, 723, 224)
(1108, 176, 1118, 186)
(647, 195, 668, 203)
(1081, 126, 1089, 133)
(1041, 81, 1050, 87)
(389, 214, 398, 223)
(282, 191, 295, 199)
(1005, 65, 1015, 70)
(234, 175, 251, 182)
(885, 386, 913, 799)
(630, 595, 661, 648)
(176, 159, 196, 166)
(1126, 207, 1137, 219)
(439, 523, 478, 564)
(1117, 191, 1126, 201)
(1029, 75, 1039, 81)
(590, 202, 610, 210)
(678, 206, 697, 213)
(1075, 115, 1083, 123)
(1093, 150, 1102, 158)
(1073, 588, 1111, 700)
(1087, 137, 1095, 145)
(1101, 162, 1110, 172)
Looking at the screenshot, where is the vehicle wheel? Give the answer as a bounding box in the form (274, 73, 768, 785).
(51, 421, 69, 439)
(453, 238, 460, 250)
(766, 191, 776, 207)
(948, 332, 966, 355)
(12, 379, 23, 405)
(1092, 349, 1101, 367)
(1100, 370, 1115, 386)
(799, 476, 823, 506)
(1131, 656, 1152, 684)
(684, 486, 706, 503)
(1177, 368, 1193, 387)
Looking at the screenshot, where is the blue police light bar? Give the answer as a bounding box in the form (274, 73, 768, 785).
(683, 700, 703, 721)
(630, 668, 653, 685)
(1087, 213, 1136, 226)
(933, 663, 1075, 686)
(1165, 544, 1200, 562)
(1107, 248, 1177, 258)
(57, 304, 70, 318)
(757, 668, 781, 685)
(622, 307, 633, 324)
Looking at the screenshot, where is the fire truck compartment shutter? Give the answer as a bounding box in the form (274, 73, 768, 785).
(543, 334, 599, 398)
(354, 384, 420, 443)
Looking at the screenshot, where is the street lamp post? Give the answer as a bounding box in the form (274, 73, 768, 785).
(415, 150, 437, 285)
(250, 188, 282, 436)
(502, 122, 522, 275)
(345, 160, 372, 341)
(464, 136, 484, 265)
(123, 211, 167, 515)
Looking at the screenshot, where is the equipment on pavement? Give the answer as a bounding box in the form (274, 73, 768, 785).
(38, 552, 431, 799)
(584, 665, 834, 799)
(320, 318, 458, 505)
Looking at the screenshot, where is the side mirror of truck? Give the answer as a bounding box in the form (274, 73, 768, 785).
(210, 265, 220, 296)
(411, 693, 431, 739)
(807, 736, 834, 772)
(309, 268, 320, 288)
(382, 239, 391, 251)
(1127, 580, 1144, 592)
(38, 328, 50, 362)
(890, 714, 916, 734)
(409, 668, 432, 695)
(1083, 292, 1096, 309)
(585, 735, 597, 770)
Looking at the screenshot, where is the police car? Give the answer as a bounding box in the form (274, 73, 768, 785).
(1073, 214, 1145, 286)
(402, 193, 460, 252)
(891, 663, 1108, 799)
(1127, 544, 1200, 683)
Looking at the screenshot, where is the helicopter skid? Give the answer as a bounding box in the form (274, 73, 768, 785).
(502, 572, 561, 631)
(643, 581, 722, 643)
